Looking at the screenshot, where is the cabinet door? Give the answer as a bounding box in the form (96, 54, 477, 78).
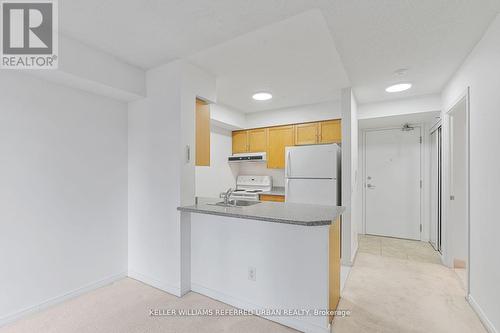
(329, 218, 341, 321)
(295, 122, 319, 145)
(195, 99, 210, 166)
(259, 194, 285, 202)
(248, 128, 268, 152)
(319, 120, 341, 144)
(268, 125, 294, 169)
(232, 130, 248, 154)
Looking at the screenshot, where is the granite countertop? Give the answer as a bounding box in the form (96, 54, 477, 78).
(177, 198, 344, 226)
(260, 186, 285, 196)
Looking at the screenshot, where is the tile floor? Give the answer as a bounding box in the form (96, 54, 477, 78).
(454, 268, 467, 290)
(357, 234, 443, 264)
(332, 235, 486, 333)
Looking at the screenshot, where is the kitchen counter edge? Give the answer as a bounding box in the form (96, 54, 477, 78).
(177, 200, 345, 227)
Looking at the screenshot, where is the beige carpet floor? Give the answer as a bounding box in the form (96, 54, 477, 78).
(0, 278, 296, 333)
(1, 235, 486, 333)
(332, 235, 486, 333)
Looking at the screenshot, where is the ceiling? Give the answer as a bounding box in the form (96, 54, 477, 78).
(188, 10, 349, 112)
(60, 0, 314, 69)
(359, 111, 440, 130)
(60, 0, 500, 108)
(319, 0, 500, 103)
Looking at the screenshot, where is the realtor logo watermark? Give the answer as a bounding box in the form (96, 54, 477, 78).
(1, 0, 58, 69)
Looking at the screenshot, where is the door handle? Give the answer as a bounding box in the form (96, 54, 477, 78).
(286, 151, 291, 177)
(367, 184, 376, 189)
(285, 179, 290, 202)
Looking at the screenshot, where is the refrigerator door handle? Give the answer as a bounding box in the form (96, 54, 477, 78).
(286, 151, 291, 178)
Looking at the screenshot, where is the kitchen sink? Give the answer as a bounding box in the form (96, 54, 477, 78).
(209, 200, 261, 207)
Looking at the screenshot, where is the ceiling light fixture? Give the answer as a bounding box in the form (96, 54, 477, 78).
(385, 83, 412, 93)
(252, 92, 273, 101)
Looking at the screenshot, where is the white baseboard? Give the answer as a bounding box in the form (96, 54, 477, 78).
(468, 295, 498, 333)
(127, 270, 181, 297)
(341, 247, 357, 267)
(0, 272, 127, 328)
(191, 283, 330, 333)
(340, 265, 352, 293)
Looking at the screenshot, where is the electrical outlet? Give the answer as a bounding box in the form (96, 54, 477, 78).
(248, 267, 256, 281)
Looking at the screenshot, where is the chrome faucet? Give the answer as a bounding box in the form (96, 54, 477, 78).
(223, 188, 234, 205)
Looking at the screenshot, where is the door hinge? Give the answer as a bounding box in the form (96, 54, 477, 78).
(420, 224, 422, 232)
(420, 180, 422, 188)
(419, 136, 422, 144)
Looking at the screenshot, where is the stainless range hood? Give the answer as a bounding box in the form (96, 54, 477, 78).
(228, 152, 267, 163)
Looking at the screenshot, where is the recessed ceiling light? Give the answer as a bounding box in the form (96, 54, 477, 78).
(385, 83, 412, 93)
(252, 92, 273, 101)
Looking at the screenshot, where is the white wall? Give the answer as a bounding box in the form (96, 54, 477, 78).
(447, 99, 468, 265)
(191, 213, 330, 333)
(0, 72, 128, 324)
(349, 93, 360, 262)
(358, 94, 441, 120)
(245, 100, 341, 129)
(441, 13, 500, 333)
(128, 60, 216, 296)
(210, 104, 246, 130)
(195, 125, 239, 198)
(31, 35, 146, 102)
(211, 100, 341, 131)
(340, 88, 359, 265)
(128, 61, 182, 295)
(181, 62, 217, 206)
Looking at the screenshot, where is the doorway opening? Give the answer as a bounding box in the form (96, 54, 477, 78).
(429, 124, 442, 253)
(444, 90, 470, 293)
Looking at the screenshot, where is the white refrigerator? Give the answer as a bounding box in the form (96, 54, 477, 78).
(285, 144, 341, 205)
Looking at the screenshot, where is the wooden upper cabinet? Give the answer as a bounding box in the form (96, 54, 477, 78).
(248, 128, 268, 152)
(295, 122, 319, 145)
(267, 125, 294, 169)
(195, 99, 210, 166)
(232, 130, 248, 154)
(231, 119, 341, 166)
(232, 128, 268, 153)
(319, 120, 341, 144)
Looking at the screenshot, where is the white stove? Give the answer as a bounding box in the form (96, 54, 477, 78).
(228, 175, 272, 201)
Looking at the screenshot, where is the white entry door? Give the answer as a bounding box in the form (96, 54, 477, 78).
(365, 127, 422, 240)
